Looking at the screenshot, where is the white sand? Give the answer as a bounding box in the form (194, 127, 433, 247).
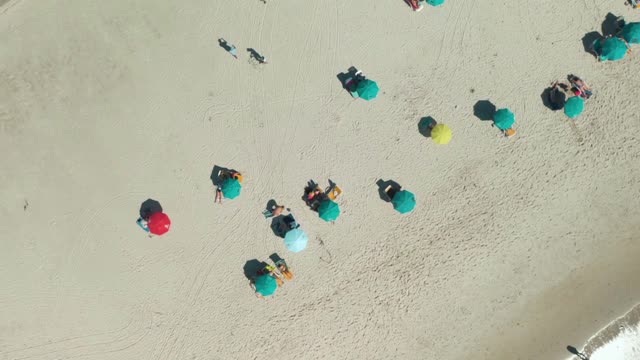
(1, 0, 640, 359)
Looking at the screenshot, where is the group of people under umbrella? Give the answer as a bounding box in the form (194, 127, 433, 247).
(138, 16, 640, 293)
(589, 17, 639, 62)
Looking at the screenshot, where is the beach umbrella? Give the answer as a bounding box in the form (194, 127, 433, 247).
(431, 124, 452, 144)
(493, 108, 515, 130)
(318, 200, 341, 222)
(147, 212, 171, 235)
(284, 228, 308, 253)
(620, 22, 640, 45)
(392, 190, 416, 214)
(427, 0, 445, 6)
(564, 96, 585, 119)
(254, 274, 277, 297)
(599, 37, 628, 62)
(355, 80, 379, 101)
(221, 178, 242, 199)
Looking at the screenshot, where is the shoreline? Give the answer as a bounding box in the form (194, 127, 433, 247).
(569, 303, 640, 360)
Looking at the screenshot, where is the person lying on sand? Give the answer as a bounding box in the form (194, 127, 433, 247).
(568, 75, 592, 100)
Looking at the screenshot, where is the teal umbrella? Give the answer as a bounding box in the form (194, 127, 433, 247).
(426, 0, 445, 6)
(284, 228, 308, 253)
(564, 96, 585, 119)
(356, 80, 379, 101)
(392, 190, 416, 214)
(318, 200, 341, 222)
(597, 37, 628, 62)
(621, 22, 640, 45)
(221, 178, 242, 199)
(493, 108, 515, 131)
(254, 274, 277, 296)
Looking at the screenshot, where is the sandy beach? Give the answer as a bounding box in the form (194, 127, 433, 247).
(1, 0, 639, 359)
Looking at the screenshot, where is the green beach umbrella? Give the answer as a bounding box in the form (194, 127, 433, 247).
(493, 108, 515, 131)
(254, 274, 277, 296)
(392, 190, 416, 214)
(564, 96, 585, 119)
(318, 200, 341, 222)
(221, 178, 242, 199)
(621, 22, 640, 45)
(427, 0, 445, 6)
(599, 37, 628, 62)
(355, 79, 379, 101)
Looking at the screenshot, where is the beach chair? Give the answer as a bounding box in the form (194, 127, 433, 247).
(384, 185, 398, 201)
(327, 186, 342, 201)
(274, 259, 294, 280)
(504, 128, 517, 138)
(258, 265, 284, 286)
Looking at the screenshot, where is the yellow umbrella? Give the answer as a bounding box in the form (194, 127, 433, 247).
(431, 124, 452, 144)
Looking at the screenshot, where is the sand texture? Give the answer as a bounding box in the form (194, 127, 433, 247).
(1, 0, 639, 359)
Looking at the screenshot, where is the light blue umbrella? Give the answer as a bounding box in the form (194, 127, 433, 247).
(284, 228, 308, 253)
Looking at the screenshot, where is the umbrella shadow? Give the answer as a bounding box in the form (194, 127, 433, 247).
(269, 253, 284, 264)
(336, 66, 358, 94)
(243, 259, 268, 281)
(566, 345, 589, 360)
(582, 31, 603, 58)
(270, 215, 286, 238)
(541, 84, 568, 111)
(265, 199, 277, 212)
(418, 116, 436, 137)
(139, 199, 162, 220)
(601, 12, 622, 37)
(376, 179, 401, 203)
(302, 179, 322, 210)
(473, 100, 496, 121)
(210, 165, 236, 186)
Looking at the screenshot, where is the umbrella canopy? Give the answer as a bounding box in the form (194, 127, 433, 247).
(392, 190, 416, 214)
(621, 22, 640, 45)
(284, 228, 308, 252)
(427, 0, 445, 6)
(431, 124, 452, 144)
(355, 80, 379, 101)
(254, 274, 277, 296)
(493, 108, 515, 130)
(564, 96, 585, 119)
(598, 37, 628, 62)
(148, 212, 171, 235)
(318, 200, 341, 222)
(221, 178, 242, 199)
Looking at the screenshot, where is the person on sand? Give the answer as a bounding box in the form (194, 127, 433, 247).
(409, 0, 424, 11)
(214, 185, 223, 204)
(218, 38, 238, 59)
(568, 75, 592, 100)
(272, 205, 285, 217)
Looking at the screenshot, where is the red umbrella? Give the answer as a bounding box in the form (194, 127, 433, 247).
(147, 212, 171, 235)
